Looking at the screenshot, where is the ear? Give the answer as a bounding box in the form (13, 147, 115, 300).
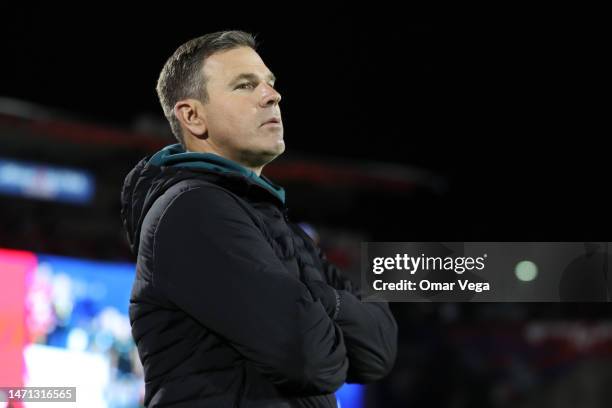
(174, 99, 207, 138)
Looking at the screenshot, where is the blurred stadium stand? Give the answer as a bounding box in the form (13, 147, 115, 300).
(0, 97, 446, 267)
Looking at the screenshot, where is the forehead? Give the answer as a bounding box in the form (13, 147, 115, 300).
(202, 47, 272, 83)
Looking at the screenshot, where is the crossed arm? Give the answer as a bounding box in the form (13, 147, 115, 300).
(152, 186, 396, 394)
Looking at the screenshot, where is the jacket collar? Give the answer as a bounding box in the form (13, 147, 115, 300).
(149, 144, 286, 204)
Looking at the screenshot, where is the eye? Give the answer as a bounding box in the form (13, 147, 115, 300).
(235, 82, 256, 90)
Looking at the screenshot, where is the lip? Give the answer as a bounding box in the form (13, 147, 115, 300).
(261, 117, 281, 126)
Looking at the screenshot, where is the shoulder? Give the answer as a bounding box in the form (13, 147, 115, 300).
(161, 179, 236, 211)
(139, 179, 253, 245)
(156, 179, 250, 224)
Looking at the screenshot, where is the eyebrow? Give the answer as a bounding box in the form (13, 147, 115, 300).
(229, 72, 276, 87)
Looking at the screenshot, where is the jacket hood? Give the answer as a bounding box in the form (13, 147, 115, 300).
(120, 144, 285, 255)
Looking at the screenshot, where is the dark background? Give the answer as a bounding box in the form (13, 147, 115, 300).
(1, 8, 606, 241)
(1, 6, 610, 407)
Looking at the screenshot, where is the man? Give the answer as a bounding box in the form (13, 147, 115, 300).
(121, 30, 397, 407)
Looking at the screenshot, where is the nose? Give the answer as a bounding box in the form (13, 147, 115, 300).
(259, 83, 282, 108)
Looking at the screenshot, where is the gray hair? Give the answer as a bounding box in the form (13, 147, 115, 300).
(156, 30, 257, 144)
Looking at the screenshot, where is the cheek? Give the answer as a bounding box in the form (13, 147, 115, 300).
(219, 98, 256, 118)
(205, 95, 261, 141)
(205, 107, 232, 135)
(218, 102, 256, 130)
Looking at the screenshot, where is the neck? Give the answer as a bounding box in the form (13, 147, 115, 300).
(185, 138, 264, 176)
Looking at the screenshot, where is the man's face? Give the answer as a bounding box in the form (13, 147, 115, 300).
(200, 47, 284, 167)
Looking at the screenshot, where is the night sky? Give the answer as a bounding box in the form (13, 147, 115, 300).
(1, 8, 607, 239)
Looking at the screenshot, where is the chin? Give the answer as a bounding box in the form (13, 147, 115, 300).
(260, 136, 286, 156)
(241, 144, 285, 168)
(273, 139, 286, 154)
(261, 143, 285, 162)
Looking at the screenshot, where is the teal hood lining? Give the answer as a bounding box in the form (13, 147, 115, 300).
(149, 144, 285, 204)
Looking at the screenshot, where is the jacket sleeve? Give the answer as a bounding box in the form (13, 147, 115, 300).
(316, 247, 398, 384)
(151, 186, 348, 395)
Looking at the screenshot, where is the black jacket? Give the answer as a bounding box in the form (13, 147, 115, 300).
(120, 144, 398, 407)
